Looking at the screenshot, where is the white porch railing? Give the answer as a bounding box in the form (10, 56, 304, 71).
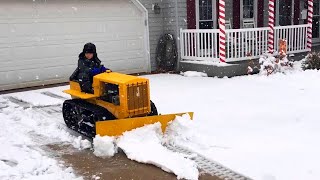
(180, 24, 310, 62)
(180, 29, 219, 61)
(226, 27, 269, 61)
(274, 24, 310, 53)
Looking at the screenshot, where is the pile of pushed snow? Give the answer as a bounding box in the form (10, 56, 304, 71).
(164, 114, 214, 154)
(91, 115, 203, 179)
(181, 71, 208, 77)
(93, 135, 117, 158)
(72, 136, 92, 150)
(117, 122, 199, 180)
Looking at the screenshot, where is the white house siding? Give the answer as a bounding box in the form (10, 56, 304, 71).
(139, 0, 188, 71)
(0, 0, 149, 91)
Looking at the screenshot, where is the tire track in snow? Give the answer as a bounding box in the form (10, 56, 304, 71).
(166, 144, 252, 180)
(4, 92, 225, 179)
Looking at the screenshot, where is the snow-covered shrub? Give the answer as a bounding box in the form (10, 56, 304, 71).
(302, 52, 320, 70)
(252, 53, 294, 75)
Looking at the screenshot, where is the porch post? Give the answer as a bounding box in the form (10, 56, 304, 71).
(307, 0, 313, 51)
(268, 0, 275, 53)
(219, 0, 226, 62)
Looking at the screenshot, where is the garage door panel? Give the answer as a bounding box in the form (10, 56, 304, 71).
(127, 39, 143, 50)
(0, 0, 149, 90)
(0, 24, 10, 37)
(0, 48, 10, 60)
(9, 44, 79, 60)
(0, 56, 77, 72)
(108, 57, 147, 72)
(0, 64, 76, 87)
(100, 50, 144, 62)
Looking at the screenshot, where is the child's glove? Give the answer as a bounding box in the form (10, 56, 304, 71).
(91, 67, 101, 76)
(100, 65, 111, 72)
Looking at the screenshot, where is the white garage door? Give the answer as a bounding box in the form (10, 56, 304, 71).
(0, 0, 150, 91)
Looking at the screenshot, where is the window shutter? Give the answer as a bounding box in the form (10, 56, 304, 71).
(257, 0, 264, 27)
(187, 0, 196, 29)
(233, 0, 241, 29)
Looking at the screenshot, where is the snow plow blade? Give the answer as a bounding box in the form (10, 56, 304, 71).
(96, 112, 194, 137)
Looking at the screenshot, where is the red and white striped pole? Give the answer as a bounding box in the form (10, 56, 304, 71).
(268, 0, 275, 53)
(219, 0, 226, 63)
(307, 0, 313, 50)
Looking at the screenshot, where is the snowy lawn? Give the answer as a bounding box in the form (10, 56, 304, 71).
(147, 70, 320, 180)
(1, 68, 320, 180)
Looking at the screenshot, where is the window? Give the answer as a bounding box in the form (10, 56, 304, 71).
(198, 0, 214, 29)
(313, 1, 320, 39)
(243, 0, 254, 19)
(278, 0, 292, 26)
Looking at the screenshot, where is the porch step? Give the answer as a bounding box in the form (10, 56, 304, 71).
(179, 60, 259, 78)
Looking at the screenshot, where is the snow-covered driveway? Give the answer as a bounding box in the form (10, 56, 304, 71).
(1, 70, 320, 180)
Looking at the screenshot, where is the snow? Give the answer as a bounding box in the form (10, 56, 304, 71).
(1, 64, 320, 180)
(72, 136, 92, 150)
(182, 60, 232, 66)
(146, 70, 320, 180)
(164, 114, 210, 151)
(0, 105, 82, 180)
(93, 135, 116, 158)
(8, 92, 63, 106)
(181, 71, 208, 77)
(117, 123, 199, 180)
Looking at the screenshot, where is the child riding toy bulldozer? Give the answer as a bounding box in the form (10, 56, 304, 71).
(62, 43, 193, 138)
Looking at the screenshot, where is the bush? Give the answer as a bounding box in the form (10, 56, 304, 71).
(302, 52, 320, 70)
(257, 54, 293, 76)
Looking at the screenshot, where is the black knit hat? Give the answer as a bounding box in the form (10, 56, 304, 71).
(83, 43, 96, 54)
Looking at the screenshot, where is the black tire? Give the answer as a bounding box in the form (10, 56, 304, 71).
(148, 100, 158, 116)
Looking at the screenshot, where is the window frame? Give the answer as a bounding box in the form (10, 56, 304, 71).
(275, 0, 294, 26)
(312, 0, 320, 43)
(196, 0, 217, 29)
(240, 0, 257, 28)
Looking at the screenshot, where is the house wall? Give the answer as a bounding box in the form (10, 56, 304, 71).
(139, 0, 164, 71)
(163, 0, 188, 69)
(140, 0, 187, 71)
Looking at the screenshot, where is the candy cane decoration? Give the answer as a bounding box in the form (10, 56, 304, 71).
(219, 0, 226, 63)
(268, 0, 275, 53)
(307, 0, 313, 50)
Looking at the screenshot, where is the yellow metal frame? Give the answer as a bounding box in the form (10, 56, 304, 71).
(63, 81, 98, 99)
(63, 72, 194, 137)
(63, 72, 151, 119)
(96, 112, 194, 136)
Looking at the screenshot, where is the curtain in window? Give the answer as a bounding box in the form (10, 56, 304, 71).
(243, 0, 254, 19)
(199, 0, 214, 29)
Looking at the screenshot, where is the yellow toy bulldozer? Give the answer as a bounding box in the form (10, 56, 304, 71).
(62, 71, 193, 138)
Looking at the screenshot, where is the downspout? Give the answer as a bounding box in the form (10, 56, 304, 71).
(174, 0, 181, 71)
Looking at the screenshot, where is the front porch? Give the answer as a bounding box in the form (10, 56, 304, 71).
(179, 24, 313, 77)
(179, 0, 316, 77)
(180, 24, 310, 62)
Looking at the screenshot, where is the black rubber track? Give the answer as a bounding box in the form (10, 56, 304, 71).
(62, 99, 116, 138)
(63, 99, 158, 138)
